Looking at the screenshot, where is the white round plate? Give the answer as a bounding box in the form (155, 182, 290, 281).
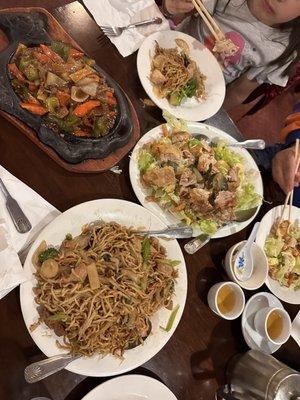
(137, 31, 225, 121)
(20, 199, 187, 377)
(242, 292, 283, 354)
(81, 375, 178, 400)
(129, 122, 263, 239)
(256, 205, 300, 305)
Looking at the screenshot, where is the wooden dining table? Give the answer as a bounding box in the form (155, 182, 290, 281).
(0, 2, 299, 400)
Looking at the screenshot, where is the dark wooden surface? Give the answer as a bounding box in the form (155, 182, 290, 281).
(0, 2, 298, 400)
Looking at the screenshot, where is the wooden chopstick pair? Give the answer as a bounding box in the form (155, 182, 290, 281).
(191, 0, 225, 41)
(280, 139, 300, 224)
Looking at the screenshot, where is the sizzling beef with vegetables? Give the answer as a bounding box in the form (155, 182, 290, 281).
(9, 41, 118, 138)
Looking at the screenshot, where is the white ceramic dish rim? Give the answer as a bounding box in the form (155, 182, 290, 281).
(129, 121, 264, 239)
(20, 199, 188, 377)
(80, 374, 178, 400)
(137, 30, 225, 121)
(255, 205, 300, 305)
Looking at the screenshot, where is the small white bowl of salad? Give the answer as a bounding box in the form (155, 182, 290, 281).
(256, 205, 300, 305)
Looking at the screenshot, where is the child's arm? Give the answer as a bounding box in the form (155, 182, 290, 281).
(222, 73, 260, 111)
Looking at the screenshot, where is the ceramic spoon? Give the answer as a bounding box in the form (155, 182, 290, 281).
(233, 222, 260, 282)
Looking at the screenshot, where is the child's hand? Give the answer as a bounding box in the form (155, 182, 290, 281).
(163, 0, 195, 16)
(272, 146, 300, 194)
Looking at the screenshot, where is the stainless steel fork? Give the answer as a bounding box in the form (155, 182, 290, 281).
(0, 178, 32, 233)
(98, 16, 162, 39)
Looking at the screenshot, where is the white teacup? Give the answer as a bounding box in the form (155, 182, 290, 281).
(254, 307, 291, 345)
(207, 282, 245, 320)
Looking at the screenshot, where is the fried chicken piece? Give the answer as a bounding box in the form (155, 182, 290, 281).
(143, 166, 176, 188)
(171, 131, 191, 145)
(153, 142, 182, 164)
(189, 188, 213, 213)
(214, 190, 237, 210)
(228, 166, 240, 191)
(197, 153, 217, 173)
(150, 69, 166, 85)
(179, 168, 197, 187)
(182, 149, 195, 167)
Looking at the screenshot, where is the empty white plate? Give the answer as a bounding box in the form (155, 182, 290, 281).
(81, 375, 178, 400)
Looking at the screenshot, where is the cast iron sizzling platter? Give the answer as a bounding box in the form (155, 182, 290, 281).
(0, 12, 133, 164)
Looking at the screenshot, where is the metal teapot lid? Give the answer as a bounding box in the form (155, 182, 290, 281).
(267, 372, 300, 400)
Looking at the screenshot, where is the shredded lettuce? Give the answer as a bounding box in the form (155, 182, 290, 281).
(214, 143, 243, 167)
(178, 210, 193, 226)
(198, 219, 218, 235)
(236, 183, 262, 211)
(264, 237, 284, 258)
(162, 110, 188, 132)
(138, 149, 157, 173)
(188, 138, 201, 148)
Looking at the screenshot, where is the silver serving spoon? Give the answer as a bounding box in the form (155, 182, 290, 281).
(25, 354, 80, 383)
(233, 222, 260, 281)
(184, 207, 258, 254)
(194, 133, 265, 150)
(134, 225, 193, 238)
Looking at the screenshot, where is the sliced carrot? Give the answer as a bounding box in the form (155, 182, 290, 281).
(69, 48, 84, 59)
(56, 90, 71, 107)
(28, 82, 37, 92)
(8, 63, 25, 82)
(106, 96, 117, 106)
(73, 129, 90, 137)
(40, 44, 64, 63)
(34, 52, 51, 64)
(73, 100, 100, 117)
(20, 103, 47, 115)
(106, 91, 114, 98)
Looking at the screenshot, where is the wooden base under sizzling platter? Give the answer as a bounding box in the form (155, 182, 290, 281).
(0, 7, 140, 173)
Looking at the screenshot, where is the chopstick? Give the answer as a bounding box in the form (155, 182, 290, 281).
(289, 139, 299, 221)
(191, 0, 224, 41)
(280, 139, 300, 224)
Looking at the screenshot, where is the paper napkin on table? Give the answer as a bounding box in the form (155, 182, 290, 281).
(0, 165, 60, 299)
(83, 0, 170, 57)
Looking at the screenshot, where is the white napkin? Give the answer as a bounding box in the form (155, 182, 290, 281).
(83, 0, 170, 57)
(0, 166, 60, 299)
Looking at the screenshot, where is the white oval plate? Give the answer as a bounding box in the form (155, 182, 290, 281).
(137, 31, 225, 121)
(20, 199, 187, 377)
(241, 292, 283, 354)
(256, 205, 300, 305)
(129, 122, 263, 239)
(81, 375, 178, 400)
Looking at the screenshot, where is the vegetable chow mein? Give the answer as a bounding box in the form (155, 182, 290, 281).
(31, 222, 179, 357)
(149, 39, 206, 106)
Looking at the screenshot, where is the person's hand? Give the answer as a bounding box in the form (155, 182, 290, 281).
(163, 0, 195, 16)
(272, 146, 300, 193)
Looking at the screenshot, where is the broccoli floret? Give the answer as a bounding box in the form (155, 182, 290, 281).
(38, 248, 59, 263)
